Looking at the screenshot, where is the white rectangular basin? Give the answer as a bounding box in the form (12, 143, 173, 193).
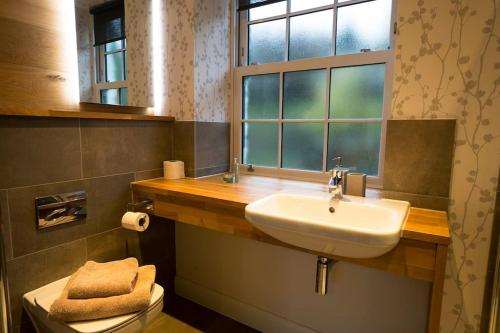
(245, 192, 410, 258)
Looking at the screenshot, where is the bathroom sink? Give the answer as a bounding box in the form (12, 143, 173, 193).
(245, 193, 410, 258)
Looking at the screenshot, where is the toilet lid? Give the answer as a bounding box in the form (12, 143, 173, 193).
(25, 276, 163, 333)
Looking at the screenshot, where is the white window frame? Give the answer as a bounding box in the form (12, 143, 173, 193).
(93, 39, 128, 104)
(231, 0, 397, 188)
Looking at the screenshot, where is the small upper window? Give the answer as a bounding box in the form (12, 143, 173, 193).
(90, 0, 127, 105)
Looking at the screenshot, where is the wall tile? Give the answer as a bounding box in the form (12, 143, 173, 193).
(0, 190, 12, 260)
(195, 122, 229, 177)
(134, 169, 164, 181)
(381, 190, 449, 211)
(384, 119, 455, 197)
(173, 121, 195, 177)
(8, 174, 133, 258)
(85, 173, 134, 233)
(6, 240, 86, 332)
(86, 228, 141, 263)
(80, 120, 173, 178)
(0, 116, 81, 189)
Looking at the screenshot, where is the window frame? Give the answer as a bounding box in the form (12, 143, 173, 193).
(93, 39, 128, 105)
(232, 0, 397, 188)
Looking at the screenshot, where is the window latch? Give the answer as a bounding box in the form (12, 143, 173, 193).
(360, 48, 371, 53)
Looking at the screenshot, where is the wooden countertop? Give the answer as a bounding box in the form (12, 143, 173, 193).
(132, 175, 450, 245)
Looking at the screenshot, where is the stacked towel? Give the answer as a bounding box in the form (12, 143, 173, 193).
(48, 258, 156, 322)
(67, 258, 139, 299)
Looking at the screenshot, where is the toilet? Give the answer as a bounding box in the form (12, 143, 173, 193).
(23, 276, 164, 333)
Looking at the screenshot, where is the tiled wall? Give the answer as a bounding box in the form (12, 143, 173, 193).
(0, 116, 175, 333)
(382, 119, 456, 211)
(173, 121, 229, 178)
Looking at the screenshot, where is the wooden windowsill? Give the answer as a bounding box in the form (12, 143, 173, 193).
(0, 103, 175, 122)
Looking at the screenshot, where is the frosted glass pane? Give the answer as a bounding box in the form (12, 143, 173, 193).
(249, 19, 286, 65)
(243, 74, 280, 119)
(289, 10, 333, 60)
(283, 69, 326, 119)
(249, 2, 286, 20)
(327, 122, 381, 175)
(106, 52, 124, 82)
(100, 89, 119, 105)
(282, 123, 323, 171)
(330, 64, 385, 119)
(336, 0, 391, 55)
(243, 123, 278, 167)
(105, 40, 123, 52)
(120, 88, 128, 105)
(290, 0, 333, 12)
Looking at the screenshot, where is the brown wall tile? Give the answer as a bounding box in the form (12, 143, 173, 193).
(8, 174, 133, 258)
(173, 121, 195, 177)
(134, 169, 163, 181)
(195, 122, 229, 177)
(86, 228, 141, 263)
(0, 116, 82, 189)
(80, 120, 173, 178)
(383, 119, 456, 197)
(6, 240, 86, 331)
(0, 190, 12, 260)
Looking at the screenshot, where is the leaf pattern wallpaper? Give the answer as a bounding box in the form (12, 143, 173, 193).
(126, 0, 231, 121)
(393, 0, 500, 331)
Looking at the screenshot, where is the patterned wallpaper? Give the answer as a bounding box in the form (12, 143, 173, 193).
(126, 0, 154, 107)
(393, 0, 500, 332)
(194, 0, 232, 122)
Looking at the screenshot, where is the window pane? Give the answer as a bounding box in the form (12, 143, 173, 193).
(120, 88, 128, 105)
(124, 50, 127, 80)
(290, 0, 333, 12)
(336, 0, 391, 55)
(327, 122, 381, 175)
(243, 123, 278, 167)
(248, 19, 286, 65)
(283, 69, 326, 119)
(330, 64, 385, 119)
(105, 40, 123, 52)
(289, 10, 333, 60)
(282, 123, 323, 171)
(249, 2, 286, 21)
(100, 89, 119, 105)
(105, 52, 124, 82)
(243, 74, 279, 119)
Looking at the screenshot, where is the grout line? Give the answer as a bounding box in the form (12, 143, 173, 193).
(78, 119, 84, 179)
(6, 227, 124, 262)
(4, 171, 138, 191)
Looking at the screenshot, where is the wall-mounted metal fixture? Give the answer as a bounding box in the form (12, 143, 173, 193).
(315, 256, 337, 295)
(127, 199, 154, 213)
(35, 191, 87, 229)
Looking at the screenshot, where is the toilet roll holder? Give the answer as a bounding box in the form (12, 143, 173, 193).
(127, 199, 154, 214)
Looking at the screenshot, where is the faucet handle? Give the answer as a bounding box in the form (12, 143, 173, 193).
(331, 156, 342, 168)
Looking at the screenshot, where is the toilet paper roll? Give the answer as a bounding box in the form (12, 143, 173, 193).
(163, 160, 185, 179)
(121, 212, 149, 232)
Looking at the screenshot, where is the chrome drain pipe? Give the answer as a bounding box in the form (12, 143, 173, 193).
(315, 256, 336, 295)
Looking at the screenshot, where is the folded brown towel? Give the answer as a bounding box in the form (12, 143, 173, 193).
(67, 258, 139, 299)
(48, 265, 156, 322)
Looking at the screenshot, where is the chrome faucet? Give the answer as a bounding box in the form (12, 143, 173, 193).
(328, 157, 345, 199)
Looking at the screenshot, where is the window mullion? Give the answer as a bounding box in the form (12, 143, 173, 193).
(277, 71, 284, 168)
(284, 0, 290, 62)
(322, 68, 331, 173)
(332, 0, 338, 56)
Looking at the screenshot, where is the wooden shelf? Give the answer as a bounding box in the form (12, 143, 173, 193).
(0, 103, 175, 122)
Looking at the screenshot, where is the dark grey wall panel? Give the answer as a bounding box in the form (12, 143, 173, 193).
(0, 117, 82, 189)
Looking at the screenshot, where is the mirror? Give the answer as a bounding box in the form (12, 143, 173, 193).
(74, 0, 149, 107)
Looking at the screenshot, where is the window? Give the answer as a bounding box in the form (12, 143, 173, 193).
(234, 0, 394, 185)
(90, 0, 127, 105)
(95, 39, 128, 105)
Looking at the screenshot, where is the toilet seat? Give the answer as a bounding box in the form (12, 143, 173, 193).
(23, 276, 164, 333)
